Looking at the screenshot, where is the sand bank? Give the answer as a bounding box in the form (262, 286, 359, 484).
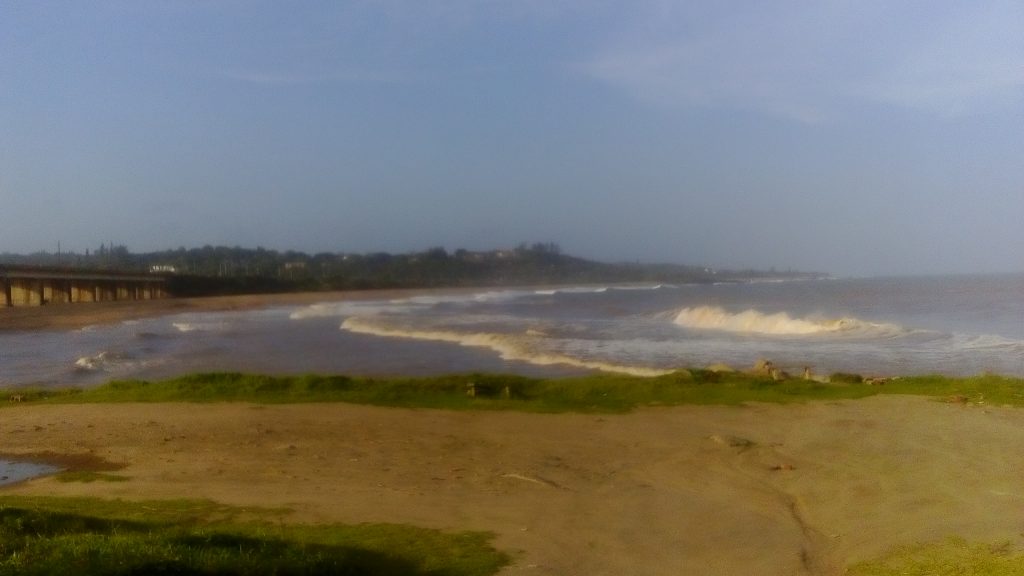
(3, 396, 1021, 575)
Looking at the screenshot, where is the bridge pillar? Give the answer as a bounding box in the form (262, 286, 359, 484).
(79, 281, 94, 302)
(10, 279, 36, 305)
(49, 280, 72, 304)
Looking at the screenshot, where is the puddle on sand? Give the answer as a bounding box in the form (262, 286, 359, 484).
(0, 460, 61, 486)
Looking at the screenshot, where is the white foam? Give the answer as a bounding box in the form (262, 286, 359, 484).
(610, 284, 673, 291)
(472, 290, 536, 302)
(532, 285, 669, 296)
(398, 290, 535, 305)
(953, 333, 1024, 352)
(289, 301, 404, 320)
(173, 319, 232, 333)
(394, 295, 462, 306)
(290, 290, 536, 320)
(74, 355, 103, 371)
(73, 351, 138, 373)
(534, 287, 610, 296)
(672, 306, 897, 336)
(341, 317, 671, 377)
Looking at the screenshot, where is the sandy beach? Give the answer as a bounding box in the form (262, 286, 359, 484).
(2, 396, 1022, 575)
(3, 294, 1023, 574)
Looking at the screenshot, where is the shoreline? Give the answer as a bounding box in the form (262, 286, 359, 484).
(0, 287, 483, 333)
(0, 281, 694, 333)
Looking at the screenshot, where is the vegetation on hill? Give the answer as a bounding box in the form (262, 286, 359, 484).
(0, 242, 825, 296)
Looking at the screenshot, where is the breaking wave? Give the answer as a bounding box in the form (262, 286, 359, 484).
(289, 301, 410, 320)
(171, 321, 229, 333)
(610, 284, 675, 291)
(533, 285, 671, 296)
(340, 317, 671, 377)
(952, 333, 1024, 352)
(534, 287, 609, 295)
(73, 351, 141, 373)
(290, 291, 535, 320)
(672, 306, 901, 336)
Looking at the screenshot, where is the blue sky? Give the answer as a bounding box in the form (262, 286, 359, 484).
(1, 1, 1021, 276)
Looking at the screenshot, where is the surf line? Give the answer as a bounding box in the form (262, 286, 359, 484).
(341, 317, 672, 377)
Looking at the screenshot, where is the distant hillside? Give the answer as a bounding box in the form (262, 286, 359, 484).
(0, 243, 826, 296)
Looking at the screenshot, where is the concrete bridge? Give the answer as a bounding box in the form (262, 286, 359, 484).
(1, 266, 169, 307)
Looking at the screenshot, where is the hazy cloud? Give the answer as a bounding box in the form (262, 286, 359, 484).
(855, 2, 1024, 116)
(584, 2, 1024, 121)
(214, 67, 409, 86)
(205, 0, 582, 87)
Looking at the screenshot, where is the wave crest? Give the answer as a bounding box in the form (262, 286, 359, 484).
(673, 306, 879, 336)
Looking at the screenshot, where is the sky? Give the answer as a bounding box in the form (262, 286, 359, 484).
(1, 1, 1022, 277)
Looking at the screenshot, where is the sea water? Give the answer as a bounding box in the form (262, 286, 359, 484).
(1, 274, 1022, 387)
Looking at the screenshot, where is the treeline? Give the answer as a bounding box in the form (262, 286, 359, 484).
(0, 243, 825, 296)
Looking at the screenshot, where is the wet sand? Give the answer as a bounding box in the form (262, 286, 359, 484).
(3, 397, 1021, 575)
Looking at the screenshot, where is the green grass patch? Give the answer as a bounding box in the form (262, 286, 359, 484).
(53, 471, 130, 484)
(4, 371, 1024, 413)
(849, 537, 1024, 575)
(0, 496, 509, 576)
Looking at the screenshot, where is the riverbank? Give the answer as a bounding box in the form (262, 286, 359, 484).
(4, 396, 1023, 575)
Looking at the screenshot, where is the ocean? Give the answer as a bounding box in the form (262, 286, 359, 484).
(2, 274, 1022, 388)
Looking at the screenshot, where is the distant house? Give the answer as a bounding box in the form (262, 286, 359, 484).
(150, 264, 178, 274)
(459, 251, 486, 262)
(281, 262, 307, 278)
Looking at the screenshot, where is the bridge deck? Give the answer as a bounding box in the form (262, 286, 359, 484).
(0, 266, 169, 307)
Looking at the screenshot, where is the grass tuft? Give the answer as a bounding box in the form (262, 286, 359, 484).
(0, 496, 508, 576)
(849, 537, 1024, 575)
(4, 371, 1024, 413)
